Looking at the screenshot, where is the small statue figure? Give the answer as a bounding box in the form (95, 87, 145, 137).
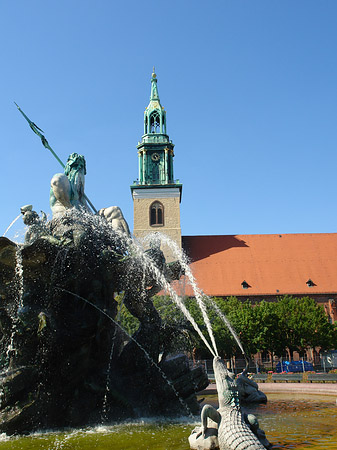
(145, 235, 166, 270)
(98, 206, 131, 236)
(21, 205, 48, 244)
(236, 370, 267, 404)
(50, 153, 89, 217)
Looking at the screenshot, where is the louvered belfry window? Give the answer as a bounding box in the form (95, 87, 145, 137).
(150, 201, 164, 226)
(150, 112, 160, 133)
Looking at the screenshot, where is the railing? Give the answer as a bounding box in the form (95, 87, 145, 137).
(140, 135, 171, 144)
(252, 373, 337, 383)
(190, 357, 337, 381)
(132, 179, 181, 186)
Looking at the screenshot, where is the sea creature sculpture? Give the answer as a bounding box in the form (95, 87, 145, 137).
(21, 204, 48, 244)
(236, 370, 267, 404)
(189, 357, 272, 450)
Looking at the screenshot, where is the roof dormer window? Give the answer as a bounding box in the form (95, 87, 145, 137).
(241, 280, 250, 289)
(306, 279, 315, 287)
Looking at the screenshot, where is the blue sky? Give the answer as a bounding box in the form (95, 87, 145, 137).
(1, 1, 337, 241)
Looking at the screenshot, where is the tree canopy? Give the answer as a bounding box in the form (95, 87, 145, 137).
(116, 293, 337, 360)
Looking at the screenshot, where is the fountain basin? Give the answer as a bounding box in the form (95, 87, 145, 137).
(0, 394, 335, 449)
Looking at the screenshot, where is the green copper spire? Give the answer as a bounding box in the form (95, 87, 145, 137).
(131, 69, 182, 205)
(133, 69, 179, 186)
(150, 67, 160, 101)
(143, 69, 167, 137)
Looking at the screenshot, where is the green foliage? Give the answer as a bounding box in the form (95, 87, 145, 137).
(115, 292, 337, 361)
(275, 296, 337, 357)
(115, 293, 139, 336)
(215, 295, 337, 359)
(251, 301, 286, 356)
(152, 295, 186, 324)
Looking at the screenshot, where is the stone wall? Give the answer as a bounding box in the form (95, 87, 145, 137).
(133, 194, 182, 261)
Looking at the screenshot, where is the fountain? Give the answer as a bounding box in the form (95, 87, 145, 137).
(0, 106, 275, 448)
(0, 150, 210, 435)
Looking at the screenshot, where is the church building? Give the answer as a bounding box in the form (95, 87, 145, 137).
(131, 71, 337, 324)
(131, 69, 182, 259)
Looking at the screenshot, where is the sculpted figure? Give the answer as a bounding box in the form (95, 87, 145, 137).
(21, 204, 48, 244)
(189, 357, 271, 450)
(50, 153, 89, 217)
(236, 370, 267, 404)
(98, 206, 130, 236)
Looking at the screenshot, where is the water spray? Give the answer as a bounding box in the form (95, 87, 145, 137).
(56, 287, 194, 418)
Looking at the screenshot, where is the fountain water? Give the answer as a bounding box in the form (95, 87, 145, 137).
(14, 247, 24, 309)
(0, 199, 211, 434)
(2, 214, 21, 238)
(56, 285, 194, 418)
(128, 234, 217, 358)
(144, 232, 246, 360)
(143, 233, 219, 358)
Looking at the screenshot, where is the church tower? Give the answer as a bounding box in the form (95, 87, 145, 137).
(131, 69, 182, 256)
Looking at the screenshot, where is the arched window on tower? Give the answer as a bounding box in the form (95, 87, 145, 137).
(150, 201, 164, 226)
(150, 111, 160, 133)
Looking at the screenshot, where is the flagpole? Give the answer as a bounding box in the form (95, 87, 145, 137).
(14, 102, 98, 214)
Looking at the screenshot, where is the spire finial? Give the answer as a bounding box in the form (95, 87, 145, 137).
(152, 66, 156, 79)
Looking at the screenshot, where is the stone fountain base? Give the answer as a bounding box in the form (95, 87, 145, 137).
(0, 212, 208, 434)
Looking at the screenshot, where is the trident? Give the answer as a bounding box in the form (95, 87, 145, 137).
(14, 102, 98, 214)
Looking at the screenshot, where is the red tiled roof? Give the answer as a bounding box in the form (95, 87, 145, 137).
(181, 233, 337, 298)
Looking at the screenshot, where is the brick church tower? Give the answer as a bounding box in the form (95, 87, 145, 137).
(131, 69, 182, 257)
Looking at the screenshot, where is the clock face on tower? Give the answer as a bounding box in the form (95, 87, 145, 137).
(151, 152, 160, 162)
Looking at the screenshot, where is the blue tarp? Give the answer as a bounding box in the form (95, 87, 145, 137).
(276, 360, 314, 373)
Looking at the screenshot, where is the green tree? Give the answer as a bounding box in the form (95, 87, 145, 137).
(115, 293, 139, 336)
(252, 301, 287, 357)
(116, 292, 337, 363)
(275, 296, 336, 358)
